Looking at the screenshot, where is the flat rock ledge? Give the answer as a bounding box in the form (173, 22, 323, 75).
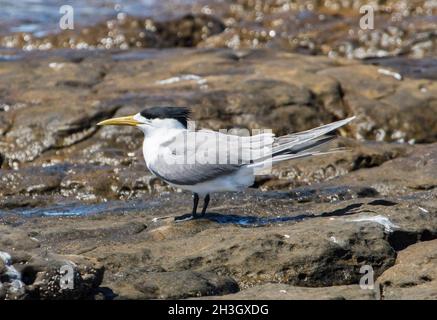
(0, 48, 436, 299)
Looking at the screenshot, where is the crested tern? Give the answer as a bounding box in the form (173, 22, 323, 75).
(98, 107, 354, 218)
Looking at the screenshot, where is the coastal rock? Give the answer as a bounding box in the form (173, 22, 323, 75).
(0, 46, 436, 300)
(2, 1, 434, 59)
(0, 226, 40, 251)
(1, 14, 224, 50)
(0, 249, 104, 300)
(131, 271, 239, 299)
(198, 283, 377, 300)
(1, 48, 436, 172)
(1, 172, 436, 299)
(322, 142, 437, 197)
(1, 127, 437, 299)
(194, 0, 436, 59)
(378, 239, 437, 300)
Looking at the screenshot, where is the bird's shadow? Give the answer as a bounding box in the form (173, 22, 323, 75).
(174, 203, 372, 227)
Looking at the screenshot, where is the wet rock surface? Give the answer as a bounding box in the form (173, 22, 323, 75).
(0, 47, 436, 299)
(0, 242, 104, 300)
(198, 283, 378, 300)
(132, 271, 239, 299)
(1, 1, 435, 60)
(195, 0, 437, 59)
(0, 48, 435, 170)
(1, 176, 436, 299)
(1, 14, 225, 50)
(377, 239, 437, 299)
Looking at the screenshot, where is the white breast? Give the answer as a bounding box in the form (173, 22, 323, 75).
(142, 128, 181, 170)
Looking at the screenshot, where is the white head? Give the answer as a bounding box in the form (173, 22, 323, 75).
(97, 106, 190, 134)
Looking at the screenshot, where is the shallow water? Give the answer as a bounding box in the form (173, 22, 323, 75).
(0, 199, 160, 217)
(0, 0, 194, 36)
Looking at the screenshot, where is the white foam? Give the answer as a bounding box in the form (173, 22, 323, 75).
(377, 68, 403, 81)
(0, 251, 22, 281)
(329, 236, 347, 247)
(9, 279, 25, 294)
(0, 251, 12, 264)
(350, 215, 399, 233)
(48, 62, 65, 70)
(156, 74, 207, 86)
(418, 207, 429, 213)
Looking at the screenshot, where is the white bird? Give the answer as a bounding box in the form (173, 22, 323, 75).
(98, 107, 355, 219)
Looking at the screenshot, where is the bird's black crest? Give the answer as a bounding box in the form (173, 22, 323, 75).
(140, 106, 190, 128)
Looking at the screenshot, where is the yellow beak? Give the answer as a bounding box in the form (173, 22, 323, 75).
(97, 115, 141, 126)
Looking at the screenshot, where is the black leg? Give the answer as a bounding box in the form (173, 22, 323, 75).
(200, 194, 210, 216)
(192, 193, 199, 218)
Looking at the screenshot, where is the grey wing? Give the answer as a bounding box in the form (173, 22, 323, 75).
(194, 129, 275, 164)
(149, 160, 241, 186)
(160, 129, 274, 163)
(149, 130, 243, 185)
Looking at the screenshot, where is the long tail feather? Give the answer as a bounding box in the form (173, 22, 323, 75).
(249, 116, 355, 169)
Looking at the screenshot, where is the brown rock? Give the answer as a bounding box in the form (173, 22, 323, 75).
(199, 283, 377, 300)
(131, 271, 239, 299)
(378, 239, 437, 300)
(0, 250, 104, 300)
(0, 44, 436, 301)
